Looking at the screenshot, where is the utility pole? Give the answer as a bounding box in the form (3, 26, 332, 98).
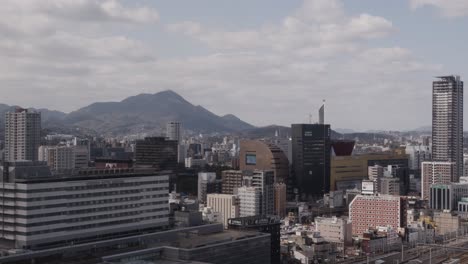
(401, 243, 404, 262)
(429, 247, 432, 264)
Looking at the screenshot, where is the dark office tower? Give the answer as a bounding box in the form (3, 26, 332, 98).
(135, 137, 178, 170)
(432, 76, 464, 181)
(291, 124, 331, 200)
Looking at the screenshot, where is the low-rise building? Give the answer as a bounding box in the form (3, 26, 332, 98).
(314, 216, 352, 251)
(0, 161, 170, 250)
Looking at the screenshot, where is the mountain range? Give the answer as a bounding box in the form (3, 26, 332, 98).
(0, 90, 255, 136)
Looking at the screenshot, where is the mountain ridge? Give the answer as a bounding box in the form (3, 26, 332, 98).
(0, 90, 255, 136)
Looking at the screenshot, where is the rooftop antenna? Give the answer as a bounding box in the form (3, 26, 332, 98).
(309, 113, 313, 124)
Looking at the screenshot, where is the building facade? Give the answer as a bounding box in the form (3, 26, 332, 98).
(432, 76, 464, 180)
(197, 172, 219, 204)
(421, 161, 456, 200)
(38, 145, 89, 171)
(228, 216, 281, 264)
(330, 153, 409, 192)
(207, 194, 240, 228)
(430, 183, 468, 211)
(0, 162, 170, 249)
(291, 124, 331, 200)
(239, 140, 289, 183)
(368, 165, 384, 181)
(349, 195, 403, 236)
(4, 108, 41, 162)
(250, 170, 275, 216)
(134, 137, 178, 170)
(314, 216, 352, 250)
(238, 186, 261, 217)
(222, 170, 244, 195)
(406, 144, 432, 176)
(166, 121, 182, 142)
(274, 183, 287, 217)
(380, 177, 400, 196)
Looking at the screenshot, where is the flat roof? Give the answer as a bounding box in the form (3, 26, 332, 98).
(168, 230, 263, 249)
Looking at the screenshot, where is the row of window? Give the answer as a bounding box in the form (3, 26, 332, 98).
(0, 195, 167, 210)
(6, 208, 168, 227)
(0, 200, 167, 219)
(3, 214, 169, 236)
(0, 180, 169, 193)
(1, 188, 168, 202)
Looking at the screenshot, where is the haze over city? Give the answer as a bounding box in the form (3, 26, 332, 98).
(1, 0, 468, 131)
(2, 1, 468, 264)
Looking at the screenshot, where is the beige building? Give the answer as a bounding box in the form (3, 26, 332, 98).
(433, 211, 460, 235)
(330, 153, 409, 191)
(274, 183, 287, 217)
(206, 194, 239, 228)
(421, 161, 455, 200)
(314, 216, 352, 250)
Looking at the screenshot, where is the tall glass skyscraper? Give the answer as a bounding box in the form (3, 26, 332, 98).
(291, 124, 331, 200)
(432, 75, 464, 181)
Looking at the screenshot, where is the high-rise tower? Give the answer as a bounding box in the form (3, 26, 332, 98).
(432, 75, 463, 180)
(291, 124, 331, 200)
(4, 108, 41, 161)
(166, 121, 182, 142)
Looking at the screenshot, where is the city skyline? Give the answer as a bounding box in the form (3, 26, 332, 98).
(0, 0, 467, 131)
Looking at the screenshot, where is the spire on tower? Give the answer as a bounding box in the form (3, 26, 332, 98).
(319, 99, 325, 124)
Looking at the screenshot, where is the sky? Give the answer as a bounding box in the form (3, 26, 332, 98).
(1, 0, 467, 131)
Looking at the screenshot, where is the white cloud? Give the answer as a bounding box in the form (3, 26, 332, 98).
(410, 0, 468, 17)
(0, 0, 444, 131)
(166, 0, 394, 56)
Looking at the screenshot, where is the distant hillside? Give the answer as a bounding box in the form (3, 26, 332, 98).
(0, 90, 255, 136)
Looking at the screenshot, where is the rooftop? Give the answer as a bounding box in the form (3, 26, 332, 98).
(168, 229, 264, 249)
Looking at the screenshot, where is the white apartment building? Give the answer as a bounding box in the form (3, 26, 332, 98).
(4, 109, 41, 161)
(251, 170, 275, 216)
(238, 186, 261, 217)
(206, 194, 239, 228)
(368, 165, 384, 181)
(38, 145, 89, 171)
(0, 161, 170, 249)
(421, 161, 456, 200)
